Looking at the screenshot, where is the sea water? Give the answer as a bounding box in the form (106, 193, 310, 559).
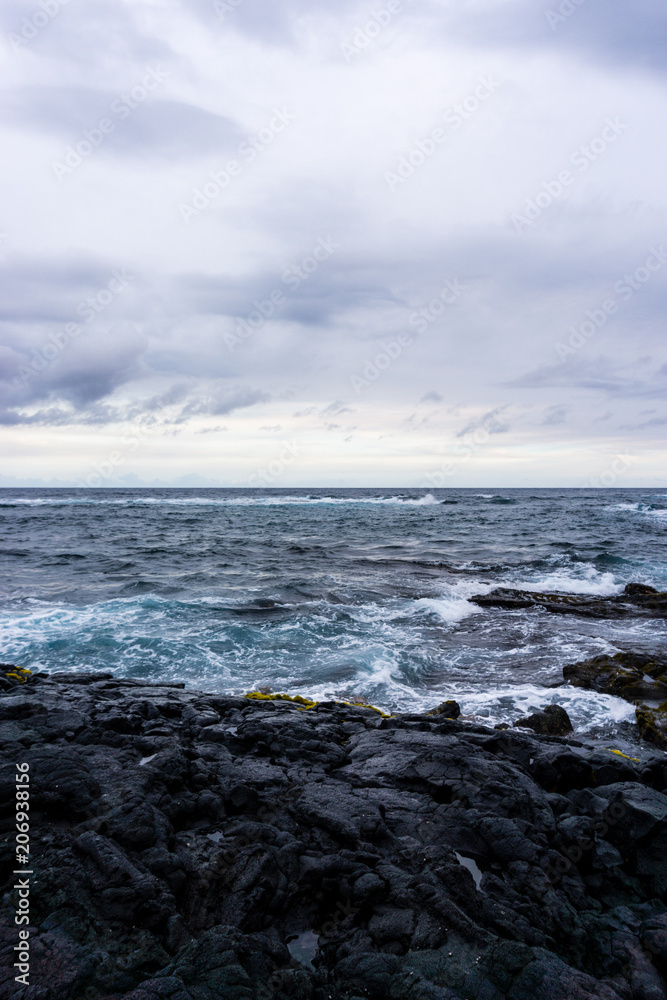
(1, 487, 666, 741)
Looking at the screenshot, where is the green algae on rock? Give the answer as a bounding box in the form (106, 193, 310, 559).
(636, 702, 667, 750)
(563, 651, 667, 702)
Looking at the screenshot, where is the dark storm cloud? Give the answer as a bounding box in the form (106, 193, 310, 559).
(3, 218, 666, 428)
(170, 257, 400, 329)
(1, 0, 666, 484)
(0, 377, 269, 427)
(0, 257, 138, 325)
(0, 86, 243, 161)
(2, 0, 173, 69)
(508, 356, 667, 398)
(441, 0, 667, 77)
(179, 0, 667, 77)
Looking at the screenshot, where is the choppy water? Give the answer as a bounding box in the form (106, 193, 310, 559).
(1, 488, 666, 743)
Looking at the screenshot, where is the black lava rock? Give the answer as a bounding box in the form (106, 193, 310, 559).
(513, 705, 573, 736)
(470, 584, 667, 618)
(430, 700, 461, 719)
(1, 672, 666, 999)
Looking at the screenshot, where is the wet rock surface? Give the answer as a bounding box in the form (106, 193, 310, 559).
(563, 653, 667, 752)
(635, 704, 667, 751)
(430, 701, 461, 720)
(513, 705, 573, 736)
(2, 673, 667, 1000)
(470, 583, 667, 619)
(563, 652, 667, 704)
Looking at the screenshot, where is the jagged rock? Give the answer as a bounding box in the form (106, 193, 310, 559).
(636, 703, 667, 750)
(1, 672, 667, 999)
(563, 651, 667, 703)
(430, 700, 461, 719)
(470, 582, 667, 619)
(625, 583, 659, 596)
(513, 705, 573, 736)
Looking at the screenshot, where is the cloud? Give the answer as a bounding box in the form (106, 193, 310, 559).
(440, 0, 667, 77)
(1, 0, 666, 483)
(507, 356, 667, 398)
(542, 404, 567, 425)
(0, 382, 269, 427)
(0, 86, 243, 162)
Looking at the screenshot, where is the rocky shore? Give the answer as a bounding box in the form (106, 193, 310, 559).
(2, 670, 667, 1000)
(467, 578, 667, 751)
(470, 583, 667, 619)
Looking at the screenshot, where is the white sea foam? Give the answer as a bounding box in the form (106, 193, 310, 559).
(415, 580, 495, 623)
(414, 566, 623, 627)
(0, 494, 445, 509)
(605, 501, 667, 521)
(510, 567, 622, 597)
(455, 684, 637, 732)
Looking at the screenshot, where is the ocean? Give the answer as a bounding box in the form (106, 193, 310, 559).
(1, 487, 666, 744)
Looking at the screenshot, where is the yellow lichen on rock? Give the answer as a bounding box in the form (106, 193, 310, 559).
(243, 691, 318, 710)
(3, 667, 32, 684)
(342, 700, 393, 717)
(242, 691, 393, 716)
(606, 748, 640, 761)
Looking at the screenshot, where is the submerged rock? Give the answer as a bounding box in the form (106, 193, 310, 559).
(2, 672, 667, 999)
(563, 651, 667, 702)
(563, 651, 667, 751)
(636, 702, 667, 750)
(513, 704, 573, 735)
(430, 699, 461, 719)
(470, 582, 667, 618)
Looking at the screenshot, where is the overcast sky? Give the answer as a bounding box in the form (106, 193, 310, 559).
(1, 0, 666, 487)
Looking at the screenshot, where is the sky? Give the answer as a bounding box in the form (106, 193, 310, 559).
(0, 0, 666, 488)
